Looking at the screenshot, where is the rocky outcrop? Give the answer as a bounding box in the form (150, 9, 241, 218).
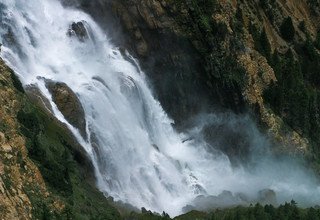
(68, 21, 88, 42)
(46, 82, 87, 139)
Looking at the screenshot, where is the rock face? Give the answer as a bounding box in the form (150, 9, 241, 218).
(68, 21, 88, 41)
(0, 59, 51, 220)
(77, 0, 209, 125)
(46, 82, 87, 139)
(108, 0, 248, 113)
(76, 0, 320, 160)
(0, 59, 120, 219)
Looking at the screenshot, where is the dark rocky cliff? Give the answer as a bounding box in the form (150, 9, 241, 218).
(71, 0, 320, 166)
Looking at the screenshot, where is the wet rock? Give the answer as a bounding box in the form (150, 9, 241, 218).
(46, 82, 87, 139)
(25, 85, 53, 113)
(68, 21, 88, 42)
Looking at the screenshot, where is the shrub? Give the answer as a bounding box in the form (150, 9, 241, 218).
(17, 109, 40, 136)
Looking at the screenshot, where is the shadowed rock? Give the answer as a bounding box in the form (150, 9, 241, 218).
(68, 21, 88, 41)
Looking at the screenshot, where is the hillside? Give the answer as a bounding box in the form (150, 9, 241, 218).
(102, 0, 320, 165)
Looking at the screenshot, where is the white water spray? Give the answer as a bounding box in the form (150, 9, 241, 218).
(1, 0, 320, 216)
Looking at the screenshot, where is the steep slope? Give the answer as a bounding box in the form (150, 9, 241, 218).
(0, 58, 120, 219)
(0, 58, 47, 220)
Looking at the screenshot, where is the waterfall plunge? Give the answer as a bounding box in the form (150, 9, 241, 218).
(1, 0, 320, 216)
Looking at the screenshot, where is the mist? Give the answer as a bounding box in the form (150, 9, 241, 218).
(0, 0, 319, 217)
(181, 112, 320, 212)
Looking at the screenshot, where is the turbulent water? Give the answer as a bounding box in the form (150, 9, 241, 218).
(1, 0, 320, 216)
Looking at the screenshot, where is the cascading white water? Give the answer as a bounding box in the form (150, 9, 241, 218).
(1, 0, 320, 216)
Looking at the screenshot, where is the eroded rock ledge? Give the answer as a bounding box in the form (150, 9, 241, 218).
(46, 81, 87, 139)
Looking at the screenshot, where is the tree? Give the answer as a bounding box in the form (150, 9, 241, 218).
(260, 29, 272, 59)
(280, 17, 295, 41)
(306, 207, 320, 220)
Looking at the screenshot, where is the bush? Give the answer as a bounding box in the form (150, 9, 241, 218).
(17, 109, 40, 137)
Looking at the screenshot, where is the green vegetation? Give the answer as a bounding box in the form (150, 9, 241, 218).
(259, 0, 276, 23)
(264, 49, 309, 132)
(280, 17, 295, 42)
(308, 0, 320, 15)
(259, 29, 272, 60)
(168, 0, 247, 111)
(17, 92, 320, 219)
(17, 97, 120, 219)
(250, 24, 272, 61)
(259, 27, 320, 170)
(2, 174, 13, 190)
(128, 201, 320, 220)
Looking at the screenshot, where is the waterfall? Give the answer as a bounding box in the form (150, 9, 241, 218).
(1, 0, 319, 216)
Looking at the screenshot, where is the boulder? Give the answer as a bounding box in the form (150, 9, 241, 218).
(46, 82, 87, 139)
(68, 21, 88, 42)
